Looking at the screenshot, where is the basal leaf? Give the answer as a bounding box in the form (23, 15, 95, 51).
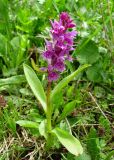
(0, 75, 25, 87)
(51, 64, 90, 100)
(23, 64, 47, 112)
(67, 152, 91, 160)
(16, 120, 39, 129)
(86, 62, 103, 82)
(76, 39, 99, 64)
(39, 120, 47, 139)
(52, 127, 83, 156)
(75, 152, 91, 160)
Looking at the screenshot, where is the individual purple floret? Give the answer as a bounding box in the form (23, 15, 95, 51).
(43, 12, 77, 81)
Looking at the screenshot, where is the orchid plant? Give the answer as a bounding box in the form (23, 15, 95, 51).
(17, 12, 90, 156)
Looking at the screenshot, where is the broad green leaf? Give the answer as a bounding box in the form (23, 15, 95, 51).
(10, 35, 29, 67)
(58, 100, 76, 122)
(51, 64, 90, 100)
(0, 75, 25, 87)
(16, 120, 39, 129)
(39, 120, 47, 139)
(76, 154, 91, 160)
(52, 128, 83, 156)
(86, 62, 103, 82)
(74, 152, 91, 160)
(16, 35, 29, 66)
(76, 39, 99, 64)
(10, 36, 20, 51)
(23, 64, 47, 112)
(66, 152, 91, 160)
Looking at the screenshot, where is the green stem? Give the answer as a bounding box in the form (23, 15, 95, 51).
(47, 81, 52, 132)
(46, 81, 52, 148)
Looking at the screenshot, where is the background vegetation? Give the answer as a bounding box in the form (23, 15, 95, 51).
(0, 0, 114, 159)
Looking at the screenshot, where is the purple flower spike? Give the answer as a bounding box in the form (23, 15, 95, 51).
(48, 72, 59, 82)
(54, 60, 65, 72)
(42, 12, 77, 82)
(43, 51, 53, 59)
(60, 12, 76, 29)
